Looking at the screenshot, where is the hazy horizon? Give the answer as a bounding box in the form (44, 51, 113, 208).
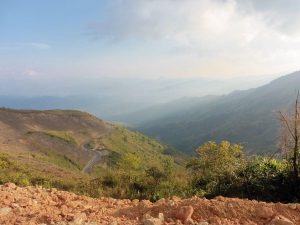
(1, 0, 300, 82)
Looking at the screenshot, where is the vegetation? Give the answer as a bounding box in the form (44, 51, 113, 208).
(1, 104, 300, 203)
(27, 130, 78, 145)
(43, 131, 78, 146)
(186, 141, 297, 202)
(0, 152, 82, 189)
(1, 138, 300, 202)
(95, 126, 183, 168)
(135, 73, 300, 154)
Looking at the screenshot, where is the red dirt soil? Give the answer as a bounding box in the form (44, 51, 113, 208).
(0, 183, 299, 225)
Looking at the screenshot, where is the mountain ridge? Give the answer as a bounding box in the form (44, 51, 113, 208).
(122, 71, 300, 154)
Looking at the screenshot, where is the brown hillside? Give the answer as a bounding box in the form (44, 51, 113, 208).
(0, 108, 112, 179)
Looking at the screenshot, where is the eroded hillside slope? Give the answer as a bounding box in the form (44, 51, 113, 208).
(0, 108, 180, 197)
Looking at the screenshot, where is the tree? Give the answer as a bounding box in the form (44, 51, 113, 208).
(277, 91, 300, 180)
(117, 153, 141, 182)
(187, 141, 244, 195)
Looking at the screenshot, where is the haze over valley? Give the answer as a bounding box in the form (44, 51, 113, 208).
(1, 1, 300, 224)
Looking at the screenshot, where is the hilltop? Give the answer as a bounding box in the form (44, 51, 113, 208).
(0, 108, 182, 198)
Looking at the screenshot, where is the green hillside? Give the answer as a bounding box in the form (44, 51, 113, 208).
(0, 108, 185, 199)
(123, 71, 300, 154)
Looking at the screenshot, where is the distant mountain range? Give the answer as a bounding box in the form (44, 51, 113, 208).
(119, 71, 300, 154)
(0, 72, 293, 155)
(0, 75, 278, 120)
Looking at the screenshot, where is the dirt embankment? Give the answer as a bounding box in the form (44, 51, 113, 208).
(0, 183, 300, 225)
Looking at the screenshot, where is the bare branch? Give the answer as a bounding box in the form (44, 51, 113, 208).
(277, 110, 296, 140)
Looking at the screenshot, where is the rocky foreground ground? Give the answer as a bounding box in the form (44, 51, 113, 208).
(0, 183, 300, 225)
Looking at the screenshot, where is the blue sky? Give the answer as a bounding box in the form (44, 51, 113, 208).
(1, 0, 300, 80)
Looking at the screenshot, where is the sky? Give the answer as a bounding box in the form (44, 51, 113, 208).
(1, 0, 300, 80)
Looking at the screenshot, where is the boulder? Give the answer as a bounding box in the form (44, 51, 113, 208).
(143, 218, 162, 225)
(175, 206, 194, 223)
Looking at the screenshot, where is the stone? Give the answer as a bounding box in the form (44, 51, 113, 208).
(155, 198, 165, 205)
(214, 196, 226, 202)
(197, 222, 209, 225)
(143, 218, 162, 225)
(109, 221, 118, 225)
(288, 204, 297, 210)
(143, 213, 152, 221)
(158, 213, 164, 222)
(3, 183, 16, 189)
(268, 216, 294, 225)
(0, 207, 11, 216)
(132, 199, 139, 205)
(255, 206, 274, 219)
(175, 206, 194, 223)
(71, 213, 87, 225)
(171, 196, 181, 202)
(139, 200, 152, 207)
(209, 216, 221, 224)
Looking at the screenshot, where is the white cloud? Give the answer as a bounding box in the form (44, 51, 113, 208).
(27, 43, 51, 49)
(24, 69, 39, 77)
(87, 0, 300, 77)
(0, 42, 50, 50)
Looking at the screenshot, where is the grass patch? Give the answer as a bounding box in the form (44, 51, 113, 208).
(96, 126, 183, 169)
(44, 131, 78, 146)
(0, 151, 90, 195)
(38, 151, 81, 171)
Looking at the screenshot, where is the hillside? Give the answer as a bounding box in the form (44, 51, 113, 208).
(121, 71, 300, 154)
(0, 108, 182, 197)
(1, 183, 299, 225)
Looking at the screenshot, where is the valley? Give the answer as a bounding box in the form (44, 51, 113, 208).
(2, 1, 300, 224)
(120, 71, 300, 154)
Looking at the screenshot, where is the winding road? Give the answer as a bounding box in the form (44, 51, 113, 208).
(81, 125, 113, 174)
(82, 147, 109, 174)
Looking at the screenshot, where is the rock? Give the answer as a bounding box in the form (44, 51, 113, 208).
(155, 198, 165, 205)
(139, 200, 152, 207)
(143, 212, 164, 225)
(268, 216, 294, 225)
(167, 200, 176, 206)
(109, 221, 118, 225)
(197, 222, 209, 225)
(143, 213, 152, 221)
(175, 206, 194, 223)
(3, 183, 16, 189)
(288, 204, 297, 210)
(143, 218, 162, 225)
(158, 213, 164, 222)
(171, 196, 181, 202)
(0, 207, 11, 216)
(209, 216, 221, 224)
(71, 213, 87, 225)
(255, 206, 274, 219)
(11, 203, 20, 208)
(132, 199, 139, 205)
(214, 196, 226, 202)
